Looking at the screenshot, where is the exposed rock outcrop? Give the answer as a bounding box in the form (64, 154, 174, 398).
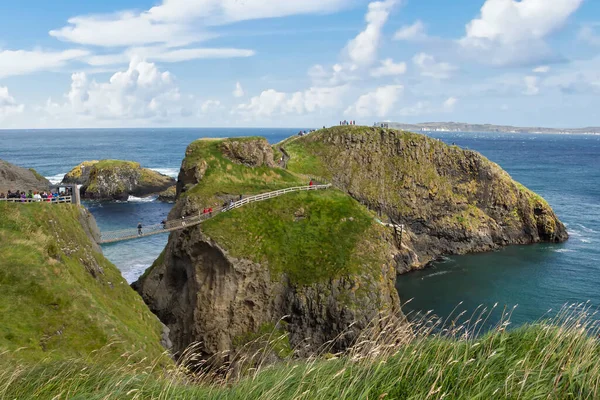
(134, 223, 400, 360)
(0, 159, 50, 194)
(135, 137, 401, 361)
(281, 126, 568, 272)
(63, 160, 175, 201)
(157, 186, 177, 203)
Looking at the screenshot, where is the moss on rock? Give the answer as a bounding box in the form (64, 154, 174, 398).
(135, 136, 402, 360)
(63, 160, 175, 201)
(281, 126, 568, 270)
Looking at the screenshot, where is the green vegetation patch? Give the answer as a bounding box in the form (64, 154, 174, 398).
(0, 202, 166, 365)
(202, 190, 383, 286)
(94, 160, 140, 170)
(3, 314, 600, 399)
(182, 138, 304, 205)
(233, 322, 292, 359)
(28, 168, 46, 182)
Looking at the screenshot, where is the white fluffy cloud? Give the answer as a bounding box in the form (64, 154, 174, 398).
(393, 20, 427, 41)
(443, 96, 459, 110)
(236, 85, 348, 118)
(413, 53, 456, 80)
(200, 100, 222, 113)
(344, 85, 403, 118)
(543, 57, 600, 94)
(0, 87, 25, 119)
(0, 49, 88, 79)
(86, 47, 255, 66)
(460, 0, 583, 66)
(523, 76, 540, 95)
(370, 58, 407, 77)
(308, 63, 359, 85)
(398, 97, 458, 117)
(345, 0, 398, 67)
(233, 82, 245, 98)
(50, 0, 351, 48)
(533, 66, 551, 74)
(45, 58, 188, 122)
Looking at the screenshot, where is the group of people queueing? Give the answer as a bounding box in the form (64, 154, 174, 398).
(340, 120, 356, 125)
(0, 189, 69, 202)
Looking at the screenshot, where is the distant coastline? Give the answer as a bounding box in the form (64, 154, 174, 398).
(382, 122, 600, 135)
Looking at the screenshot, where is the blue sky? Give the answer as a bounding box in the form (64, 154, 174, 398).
(0, 0, 599, 129)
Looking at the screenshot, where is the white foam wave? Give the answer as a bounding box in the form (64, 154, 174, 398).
(553, 249, 576, 253)
(150, 168, 179, 178)
(122, 263, 151, 284)
(127, 195, 157, 203)
(577, 224, 598, 234)
(45, 173, 67, 185)
(422, 271, 451, 280)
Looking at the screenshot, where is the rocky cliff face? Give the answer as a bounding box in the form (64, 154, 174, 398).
(282, 126, 568, 272)
(0, 159, 50, 193)
(135, 137, 401, 360)
(134, 226, 399, 360)
(63, 160, 175, 201)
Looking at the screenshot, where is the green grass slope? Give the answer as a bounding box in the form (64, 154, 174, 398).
(179, 138, 304, 206)
(202, 190, 389, 287)
(2, 308, 599, 399)
(0, 202, 167, 365)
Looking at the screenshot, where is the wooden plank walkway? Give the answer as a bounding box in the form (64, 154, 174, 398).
(98, 184, 332, 244)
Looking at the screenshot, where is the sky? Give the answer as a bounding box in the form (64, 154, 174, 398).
(0, 0, 599, 129)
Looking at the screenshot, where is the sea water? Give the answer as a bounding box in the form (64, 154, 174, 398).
(1, 128, 599, 326)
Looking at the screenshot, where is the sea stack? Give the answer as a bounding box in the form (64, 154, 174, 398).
(134, 127, 567, 362)
(63, 160, 175, 201)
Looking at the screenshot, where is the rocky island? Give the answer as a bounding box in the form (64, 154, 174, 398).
(62, 160, 175, 201)
(134, 126, 567, 363)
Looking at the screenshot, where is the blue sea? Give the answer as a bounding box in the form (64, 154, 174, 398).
(1, 128, 599, 327)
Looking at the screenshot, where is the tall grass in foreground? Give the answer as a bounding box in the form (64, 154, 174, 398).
(2, 303, 600, 399)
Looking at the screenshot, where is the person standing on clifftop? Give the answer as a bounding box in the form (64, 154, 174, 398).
(137, 222, 142, 236)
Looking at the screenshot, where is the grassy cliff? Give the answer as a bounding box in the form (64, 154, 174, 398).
(279, 126, 568, 270)
(137, 136, 401, 358)
(177, 138, 303, 207)
(0, 202, 167, 365)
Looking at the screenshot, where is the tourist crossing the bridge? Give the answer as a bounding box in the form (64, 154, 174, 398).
(97, 184, 332, 244)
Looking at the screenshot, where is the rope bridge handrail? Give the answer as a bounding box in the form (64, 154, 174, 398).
(99, 184, 331, 244)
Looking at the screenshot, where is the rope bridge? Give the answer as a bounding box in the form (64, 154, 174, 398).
(99, 184, 332, 244)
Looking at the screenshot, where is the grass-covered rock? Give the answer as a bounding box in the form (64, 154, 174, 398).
(0, 202, 168, 365)
(135, 137, 401, 360)
(63, 160, 175, 201)
(280, 126, 568, 271)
